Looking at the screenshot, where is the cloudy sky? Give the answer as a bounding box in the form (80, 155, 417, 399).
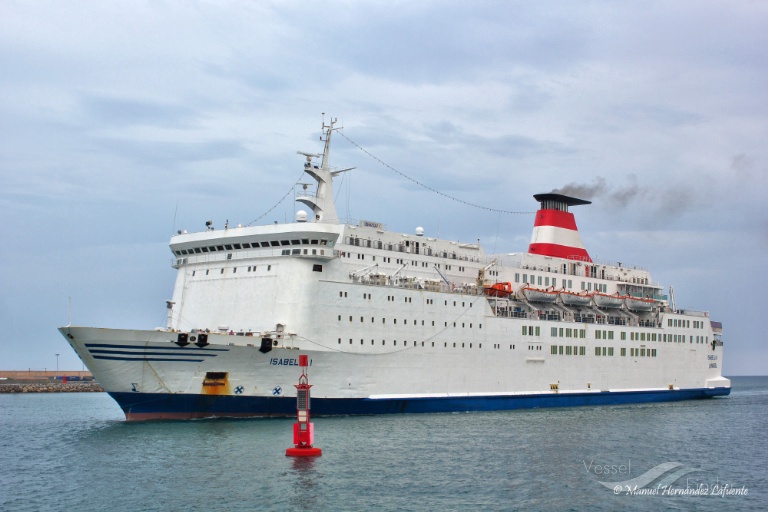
(2, 1, 766, 375)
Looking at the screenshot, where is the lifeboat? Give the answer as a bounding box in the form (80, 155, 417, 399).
(625, 296, 656, 311)
(560, 290, 593, 307)
(593, 292, 626, 308)
(484, 282, 513, 297)
(520, 285, 559, 303)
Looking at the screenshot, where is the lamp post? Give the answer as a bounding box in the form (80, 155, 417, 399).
(55, 353, 59, 374)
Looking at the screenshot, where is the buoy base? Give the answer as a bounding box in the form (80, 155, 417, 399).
(286, 446, 322, 457)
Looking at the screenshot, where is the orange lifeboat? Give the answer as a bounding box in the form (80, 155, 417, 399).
(484, 282, 513, 298)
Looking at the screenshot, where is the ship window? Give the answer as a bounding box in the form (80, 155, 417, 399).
(302, 239, 310, 244)
(280, 240, 290, 246)
(580, 346, 585, 355)
(233, 244, 242, 249)
(292, 249, 300, 255)
(282, 250, 290, 255)
(270, 241, 280, 247)
(201, 247, 209, 253)
(311, 239, 319, 245)
(192, 271, 196, 276)
(221, 269, 224, 274)
(205, 269, 209, 275)
(291, 240, 301, 245)
(267, 265, 271, 271)
(233, 268, 237, 273)
(174, 251, 182, 256)
(227, 253, 233, 260)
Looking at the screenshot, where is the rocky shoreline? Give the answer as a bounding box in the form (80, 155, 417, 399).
(0, 382, 104, 393)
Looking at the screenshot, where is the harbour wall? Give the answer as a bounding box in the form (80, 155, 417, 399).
(0, 382, 104, 393)
(0, 371, 102, 393)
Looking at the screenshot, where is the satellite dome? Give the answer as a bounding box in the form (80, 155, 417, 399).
(296, 210, 308, 223)
(415, 227, 424, 236)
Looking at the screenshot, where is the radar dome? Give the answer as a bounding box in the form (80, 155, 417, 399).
(415, 227, 424, 236)
(296, 210, 308, 223)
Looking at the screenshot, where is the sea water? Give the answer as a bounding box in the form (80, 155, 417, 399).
(1, 377, 766, 511)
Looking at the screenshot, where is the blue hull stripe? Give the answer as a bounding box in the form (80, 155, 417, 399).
(109, 387, 731, 419)
(85, 343, 228, 352)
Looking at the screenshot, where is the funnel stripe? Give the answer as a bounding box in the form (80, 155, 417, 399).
(533, 209, 579, 231)
(528, 243, 591, 261)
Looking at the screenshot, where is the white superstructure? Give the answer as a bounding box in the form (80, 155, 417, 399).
(60, 117, 730, 420)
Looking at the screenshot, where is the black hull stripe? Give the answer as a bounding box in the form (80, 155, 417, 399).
(88, 349, 218, 357)
(85, 343, 228, 352)
(92, 355, 206, 362)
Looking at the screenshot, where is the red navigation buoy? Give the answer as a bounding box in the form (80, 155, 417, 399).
(285, 354, 322, 457)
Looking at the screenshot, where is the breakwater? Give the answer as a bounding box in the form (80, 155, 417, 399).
(0, 382, 104, 393)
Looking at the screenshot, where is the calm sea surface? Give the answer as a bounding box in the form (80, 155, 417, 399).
(2, 377, 766, 511)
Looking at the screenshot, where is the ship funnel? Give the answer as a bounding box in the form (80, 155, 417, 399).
(528, 193, 592, 262)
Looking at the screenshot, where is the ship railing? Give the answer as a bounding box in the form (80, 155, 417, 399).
(490, 306, 534, 320)
(172, 246, 336, 268)
(338, 236, 483, 263)
(679, 309, 709, 317)
(354, 275, 483, 295)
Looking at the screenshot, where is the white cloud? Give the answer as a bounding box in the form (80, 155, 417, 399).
(1, 0, 766, 374)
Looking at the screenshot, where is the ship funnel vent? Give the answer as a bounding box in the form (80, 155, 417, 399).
(528, 193, 592, 262)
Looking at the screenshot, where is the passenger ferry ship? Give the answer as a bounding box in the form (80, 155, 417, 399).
(59, 117, 730, 420)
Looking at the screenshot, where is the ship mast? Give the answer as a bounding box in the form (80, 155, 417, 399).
(296, 115, 352, 224)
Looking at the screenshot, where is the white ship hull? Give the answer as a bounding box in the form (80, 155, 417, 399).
(59, 118, 730, 420)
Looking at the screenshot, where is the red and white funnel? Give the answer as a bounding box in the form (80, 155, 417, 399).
(528, 193, 592, 262)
